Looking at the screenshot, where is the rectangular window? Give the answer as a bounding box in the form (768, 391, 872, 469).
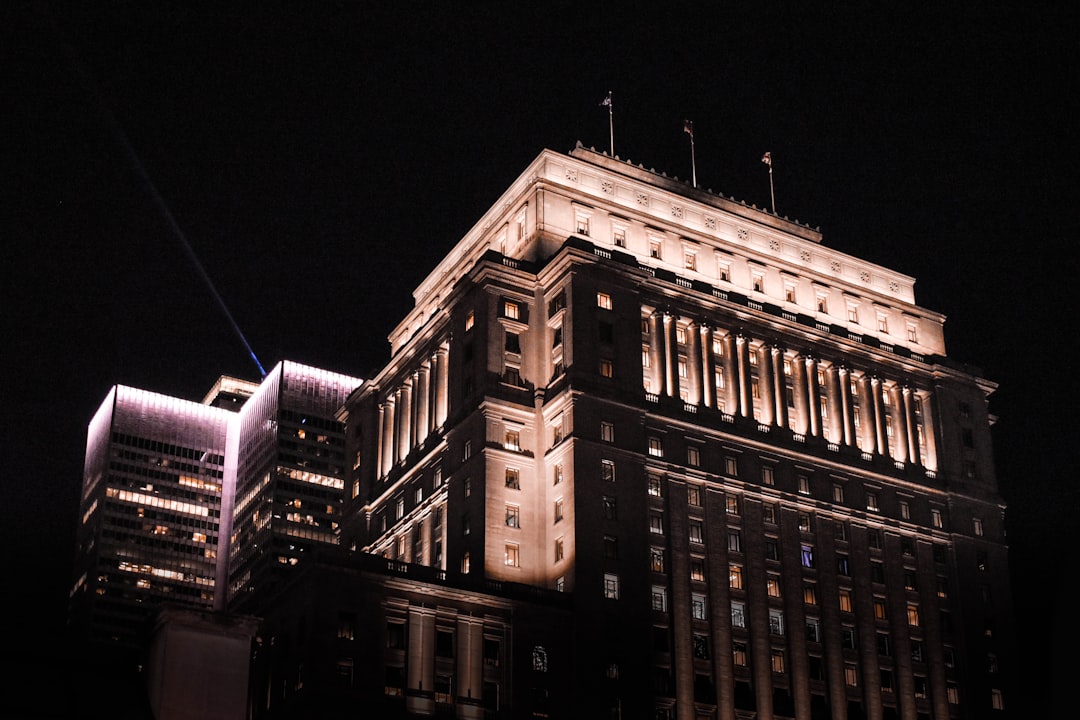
(724, 456, 738, 476)
(798, 512, 812, 533)
(842, 627, 856, 650)
(505, 468, 520, 489)
(718, 261, 731, 282)
(554, 537, 564, 562)
(752, 272, 765, 293)
(877, 632, 891, 657)
(465, 310, 475, 331)
(689, 520, 704, 544)
(648, 437, 664, 457)
(553, 463, 563, 485)
(806, 617, 822, 643)
(651, 586, 668, 612)
(554, 498, 563, 523)
(690, 558, 706, 582)
(503, 300, 520, 319)
(603, 535, 618, 559)
(731, 601, 746, 628)
(873, 599, 887, 619)
(599, 358, 614, 378)
(866, 491, 879, 511)
(505, 505, 520, 528)
(845, 664, 858, 687)
(727, 530, 741, 552)
(763, 503, 777, 524)
(764, 538, 779, 561)
(687, 445, 700, 467)
(649, 512, 664, 534)
(504, 543, 519, 567)
(733, 642, 748, 666)
(798, 474, 811, 495)
(691, 593, 707, 620)
(931, 508, 943, 528)
(601, 421, 614, 442)
(726, 495, 739, 515)
(847, 305, 859, 323)
(907, 604, 921, 627)
(576, 215, 590, 236)
(801, 544, 815, 569)
(504, 330, 521, 353)
(839, 589, 853, 613)
(604, 573, 620, 600)
(648, 474, 663, 497)
(684, 251, 697, 271)
(769, 609, 785, 636)
(504, 428, 521, 451)
(613, 227, 626, 247)
(836, 554, 850, 576)
(601, 459, 615, 482)
(650, 547, 666, 573)
(761, 465, 775, 486)
(833, 484, 845, 503)
(597, 291, 612, 310)
(900, 500, 911, 519)
(804, 584, 818, 605)
(729, 564, 744, 590)
(771, 649, 785, 673)
(766, 574, 781, 598)
(687, 485, 702, 506)
(785, 283, 796, 303)
(973, 517, 984, 536)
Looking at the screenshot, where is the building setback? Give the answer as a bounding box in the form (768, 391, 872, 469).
(69, 145, 1013, 720)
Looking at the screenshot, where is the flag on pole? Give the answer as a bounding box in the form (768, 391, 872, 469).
(761, 151, 772, 167)
(684, 119, 694, 137)
(600, 92, 612, 107)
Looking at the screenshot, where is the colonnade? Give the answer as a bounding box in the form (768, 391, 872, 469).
(643, 311, 937, 470)
(377, 342, 451, 478)
(404, 606, 491, 719)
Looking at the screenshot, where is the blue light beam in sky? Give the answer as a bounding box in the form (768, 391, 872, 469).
(64, 39, 267, 379)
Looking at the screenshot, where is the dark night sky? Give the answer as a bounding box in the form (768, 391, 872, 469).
(4, 2, 1076, 712)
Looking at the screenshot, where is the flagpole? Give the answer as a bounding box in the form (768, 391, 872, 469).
(601, 91, 614, 156)
(684, 120, 696, 188)
(762, 151, 776, 213)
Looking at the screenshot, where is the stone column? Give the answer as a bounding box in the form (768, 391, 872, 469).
(398, 382, 412, 463)
(771, 346, 787, 428)
(416, 363, 430, 445)
(456, 616, 484, 719)
(735, 335, 751, 418)
(903, 386, 919, 466)
(890, 384, 909, 464)
(382, 397, 396, 475)
(664, 313, 679, 399)
(406, 607, 436, 715)
(700, 324, 716, 409)
(871, 377, 888, 457)
(687, 320, 703, 406)
(435, 343, 450, 428)
(377, 402, 387, 478)
(648, 311, 666, 395)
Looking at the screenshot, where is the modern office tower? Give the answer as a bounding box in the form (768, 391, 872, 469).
(225, 360, 363, 613)
(339, 144, 1013, 719)
(69, 385, 234, 652)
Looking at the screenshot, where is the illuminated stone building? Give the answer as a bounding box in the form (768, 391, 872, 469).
(338, 145, 1013, 719)
(69, 145, 1012, 720)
